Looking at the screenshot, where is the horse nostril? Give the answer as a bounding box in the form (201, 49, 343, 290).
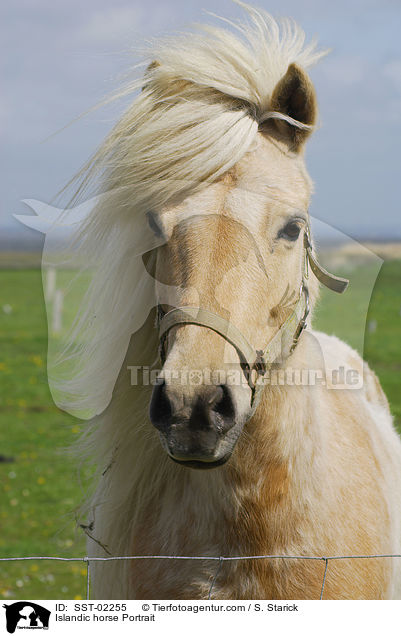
(191, 384, 236, 431)
(211, 385, 236, 421)
(150, 381, 236, 435)
(149, 379, 172, 430)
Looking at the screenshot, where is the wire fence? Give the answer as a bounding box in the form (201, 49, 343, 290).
(1, 553, 401, 600)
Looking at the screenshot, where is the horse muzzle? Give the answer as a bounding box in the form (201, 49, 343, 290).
(149, 380, 244, 468)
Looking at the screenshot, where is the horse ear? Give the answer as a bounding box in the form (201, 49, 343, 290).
(269, 63, 317, 151)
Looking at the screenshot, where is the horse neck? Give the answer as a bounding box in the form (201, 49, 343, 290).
(98, 331, 321, 557)
(212, 336, 323, 554)
(231, 338, 319, 482)
(143, 335, 322, 555)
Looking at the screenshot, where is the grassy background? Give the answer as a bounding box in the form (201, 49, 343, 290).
(0, 270, 89, 599)
(0, 259, 400, 599)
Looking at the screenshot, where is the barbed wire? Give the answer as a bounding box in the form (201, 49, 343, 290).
(1, 553, 400, 600)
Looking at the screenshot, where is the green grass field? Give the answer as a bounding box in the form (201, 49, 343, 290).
(0, 260, 400, 599)
(0, 270, 89, 599)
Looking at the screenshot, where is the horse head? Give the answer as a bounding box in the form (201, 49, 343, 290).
(148, 63, 321, 468)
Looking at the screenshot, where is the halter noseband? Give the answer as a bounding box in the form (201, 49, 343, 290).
(157, 226, 349, 412)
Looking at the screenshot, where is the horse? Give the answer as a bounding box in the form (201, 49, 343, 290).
(61, 4, 401, 599)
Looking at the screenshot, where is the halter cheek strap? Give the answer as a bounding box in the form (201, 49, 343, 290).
(303, 228, 349, 294)
(158, 226, 349, 411)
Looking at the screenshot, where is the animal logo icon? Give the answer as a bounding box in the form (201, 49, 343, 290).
(3, 602, 51, 633)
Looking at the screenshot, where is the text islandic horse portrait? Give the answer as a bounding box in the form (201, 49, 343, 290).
(59, 2, 401, 599)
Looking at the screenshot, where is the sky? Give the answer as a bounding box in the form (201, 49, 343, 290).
(1, 0, 401, 243)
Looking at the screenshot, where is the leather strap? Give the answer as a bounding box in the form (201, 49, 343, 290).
(159, 306, 258, 368)
(304, 230, 349, 294)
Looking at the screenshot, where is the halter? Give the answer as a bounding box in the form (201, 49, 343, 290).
(157, 225, 349, 412)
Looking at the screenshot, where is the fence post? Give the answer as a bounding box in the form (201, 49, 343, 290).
(52, 289, 64, 334)
(45, 267, 56, 301)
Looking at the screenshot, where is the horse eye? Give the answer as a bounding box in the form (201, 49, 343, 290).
(146, 211, 164, 238)
(279, 221, 302, 242)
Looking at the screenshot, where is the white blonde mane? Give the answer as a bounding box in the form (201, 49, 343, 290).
(77, 2, 325, 213)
